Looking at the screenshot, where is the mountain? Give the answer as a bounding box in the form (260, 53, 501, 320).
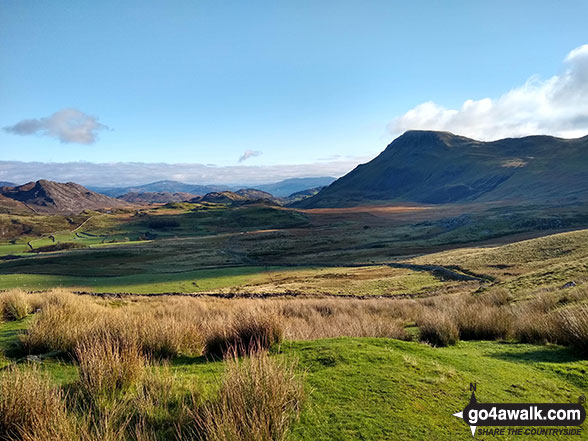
(194, 189, 278, 205)
(253, 177, 336, 197)
(295, 130, 588, 208)
(0, 180, 128, 214)
(90, 180, 228, 197)
(91, 177, 336, 198)
(0, 181, 15, 187)
(117, 191, 196, 204)
(282, 186, 326, 205)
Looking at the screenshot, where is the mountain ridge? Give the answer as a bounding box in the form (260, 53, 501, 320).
(0, 180, 128, 213)
(295, 130, 588, 208)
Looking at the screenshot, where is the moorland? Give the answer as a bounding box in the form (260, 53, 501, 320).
(1, 131, 588, 440)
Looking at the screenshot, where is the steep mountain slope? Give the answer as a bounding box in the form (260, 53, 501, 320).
(295, 130, 588, 208)
(283, 186, 326, 205)
(254, 177, 336, 197)
(117, 191, 196, 204)
(0, 180, 128, 213)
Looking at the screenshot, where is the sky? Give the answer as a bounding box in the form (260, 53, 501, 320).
(1, 0, 588, 186)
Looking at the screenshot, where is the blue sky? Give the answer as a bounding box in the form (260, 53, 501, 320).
(1, 0, 588, 185)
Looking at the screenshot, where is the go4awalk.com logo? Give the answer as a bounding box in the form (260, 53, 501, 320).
(453, 383, 586, 437)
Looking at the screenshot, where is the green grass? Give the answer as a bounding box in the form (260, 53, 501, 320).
(2, 316, 586, 440)
(0, 264, 451, 295)
(286, 339, 588, 440)
(0, 266, 291, 293)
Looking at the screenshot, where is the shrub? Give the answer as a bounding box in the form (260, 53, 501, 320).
(193, 351, 304, 441)
(418, 310, 459, 347)
(0, 289, 32, 320)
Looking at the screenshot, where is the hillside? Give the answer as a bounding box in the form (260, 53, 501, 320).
(117, 191, 196, 204)
(194, 189, 278, 205)
(296, 130, 588, 208)
(0, 194, 29, 214)
(0, 180, 127, 213)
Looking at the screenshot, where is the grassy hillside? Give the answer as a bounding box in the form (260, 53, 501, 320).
(297, 131, 588, 208)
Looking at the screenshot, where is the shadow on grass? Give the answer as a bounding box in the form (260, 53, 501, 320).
(489, 344, 586, 365)
(171, 354, 212, 366)
(0, 320, 29, 359)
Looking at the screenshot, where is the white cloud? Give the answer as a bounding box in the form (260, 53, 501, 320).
(0, 159, 362, 187)
(389, 44, 588, 140)
(3, 108, 108, 144)
(238, 149, 263, 162)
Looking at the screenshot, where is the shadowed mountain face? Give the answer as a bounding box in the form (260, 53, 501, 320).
(295, 130, 588, 208)
(0, 180, 127, 213)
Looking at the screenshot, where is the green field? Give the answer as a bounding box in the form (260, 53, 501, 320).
(1, 315, 586, 440)
(3, 202, 588, 296)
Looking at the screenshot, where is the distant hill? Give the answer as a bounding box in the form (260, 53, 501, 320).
(282, 186, 326, 205)
(90, 180, 228, 197)
(0, 180, 127, 213)
(91, 177, 336, 198)
(253, 177, 336, 197)
(295, 130, 588, 208)
(0, 181, 15, 187)
(117, 191, 196, 204)
(194, 189, 278, 205)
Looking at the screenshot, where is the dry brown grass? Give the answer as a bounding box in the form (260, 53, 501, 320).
(554, 305, 588, 353)
(0, 364, 77, 441)
(75, 331, 146, 397)
(20, 290, 203, 360)
(204, 312, 284, 358)
(188, 350, 304, 441)
(417, 310, 459, 347)
(0, 290, 32, 321)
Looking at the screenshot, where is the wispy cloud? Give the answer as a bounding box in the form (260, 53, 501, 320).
(389, 44, 588, 140)
(3, 108, 108, 144)
(238, 149, 262, 162)
(0, 160, 361, 187)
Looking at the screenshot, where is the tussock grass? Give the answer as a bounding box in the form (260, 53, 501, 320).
(20, 290, 203, 359)
(0, 289, 32, 321)
(205, 313, 284, 358)
(555, 305, 588, 353)
(0, 364, 76, 441)
(75, 331, 146, 397)
(189, 351, 304, 441)
(417, 310, 459, 347)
